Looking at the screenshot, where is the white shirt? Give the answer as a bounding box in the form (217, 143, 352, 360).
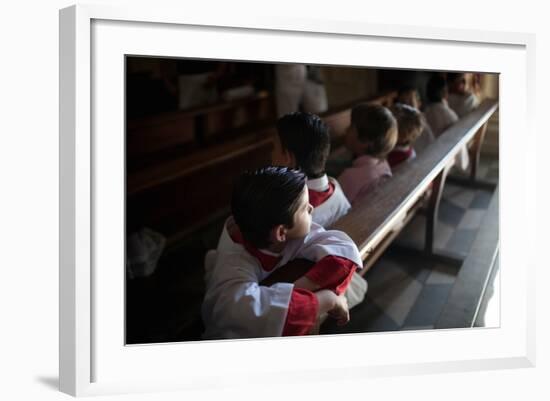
(448, 92, 480, 118)
(423, 101, 469, 170)
(413, 122, 435, 155)
(423, 100, 459, 137)
(307, 175, 351, 228)
(202, 221, 362, 339)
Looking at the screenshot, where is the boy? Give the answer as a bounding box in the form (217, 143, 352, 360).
(447, 72, 480, 118)
(337, 103, 398, 205)
(387, 103, 424, 168)
(271, 112, 351, 228)
(396, 85, 422, 110)
(423, 74, 459, 137)
(396, 86, 435, 154)
(271, 112, 367, 310)
(202, 167, 363, 339)
(423, 74, 469, 170)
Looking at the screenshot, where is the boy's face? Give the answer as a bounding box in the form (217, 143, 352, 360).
(398, 90, 421, 110)
(285, 185, 313, 240)
(344, 125, 367, 156)
(271, 135, 294, 167)
(450, 75, 467, 95)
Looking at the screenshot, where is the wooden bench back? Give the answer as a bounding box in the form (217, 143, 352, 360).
(127, 92, 274, 160)
(127, 90, 400, 244)
(332, 99, 499, 263)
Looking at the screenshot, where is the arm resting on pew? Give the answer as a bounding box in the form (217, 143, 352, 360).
(261, 256, 357, 296)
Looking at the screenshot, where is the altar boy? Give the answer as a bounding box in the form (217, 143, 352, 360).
(202, 167, 363, 339)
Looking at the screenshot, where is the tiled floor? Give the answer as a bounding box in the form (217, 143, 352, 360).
(321, 154, 500, 335)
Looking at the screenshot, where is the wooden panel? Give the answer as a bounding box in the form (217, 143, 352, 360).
(204, 95, 274, 138)
(127, 92, 275, 158)
(126, 90, 415, 244)
(127, 135, 274, 237)
(127, 117, 195, 157)
(128, 128, 276, 195)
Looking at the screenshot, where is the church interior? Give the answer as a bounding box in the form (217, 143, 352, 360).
(125, 57, 499, 344)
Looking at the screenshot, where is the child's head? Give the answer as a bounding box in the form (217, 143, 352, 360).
(391, 103, 424, 147)
(231, 166, 313, 249)
(447, 72, 467, 95)
(426, 74, 448, 104)
(272, 112, 330, 179)
(345, 103, 397, 159)
(397, 86, 421, 110)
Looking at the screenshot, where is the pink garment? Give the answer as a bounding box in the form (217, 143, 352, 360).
(337, 155, 392, 204)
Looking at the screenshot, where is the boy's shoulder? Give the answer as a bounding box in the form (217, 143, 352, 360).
(210, 218, 265, 273)
(299, 223, 362, 268)
(427, 101, 458, 120)
(328, 175, 345, 190)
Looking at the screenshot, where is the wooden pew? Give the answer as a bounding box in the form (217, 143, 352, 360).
(127, 127, 275, 244)
(332, 99, 499, 272)
(127, 91, 397, 246)
(128, 96, 498, 343)
(127, 91, 274, 163)
(263, 99, 498, 288)
(446, 116, 497, 191)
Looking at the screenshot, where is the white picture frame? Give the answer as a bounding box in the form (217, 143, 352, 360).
(59, 3, 536, 397)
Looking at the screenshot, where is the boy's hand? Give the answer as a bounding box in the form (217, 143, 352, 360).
(327, 294, 350, 326)
(294, 276, 320, 291)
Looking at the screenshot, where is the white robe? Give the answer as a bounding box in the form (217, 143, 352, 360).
(275, 64, 328, 117)
(202, 222, 362, 339)
(307, 176, 367, 308)
(448, 92, 480, 118)
(413, 122, 435, 155)
(308, 175, 351, 228)
(423, 101, 459, 138)
(424, 101, 469, 170)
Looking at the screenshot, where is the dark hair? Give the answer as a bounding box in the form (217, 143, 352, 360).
(446, 72, 465, 85)
(231, 166, 307, 248)
(426, 74, 448, 103)
(397, 85, 418, 98)
(391, 103, 424, 146)
(446, 72, 467, 94)
(351, 103, 397, 159)
(276, 112, 330, 179)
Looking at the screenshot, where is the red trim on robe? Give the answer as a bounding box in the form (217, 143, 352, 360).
(229, 227, 280, 272)
(282, 288, 319, 336)
(387, 147, 414, 168)
(305, 255, 358, 295)
(308, 182, 335, 208)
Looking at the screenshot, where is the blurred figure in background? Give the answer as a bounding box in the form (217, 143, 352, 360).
(396, 85, 435, 154)
(275, 64, 328, 117)
(447, 72, 480, 118)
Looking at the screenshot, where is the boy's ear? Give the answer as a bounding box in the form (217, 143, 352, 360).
(284, 149, 296, 167)
(344, 125, 356, 152)
(271, 224, 288, 243)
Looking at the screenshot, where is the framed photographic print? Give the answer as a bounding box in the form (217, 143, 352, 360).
(59, 3, 536, 397)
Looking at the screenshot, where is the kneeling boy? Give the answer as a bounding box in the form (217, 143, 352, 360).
(272, 112, 351, 228)
(202, 167, 362, 339)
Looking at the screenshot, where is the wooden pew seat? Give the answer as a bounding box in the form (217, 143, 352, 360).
(331, 99, 499, 272)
